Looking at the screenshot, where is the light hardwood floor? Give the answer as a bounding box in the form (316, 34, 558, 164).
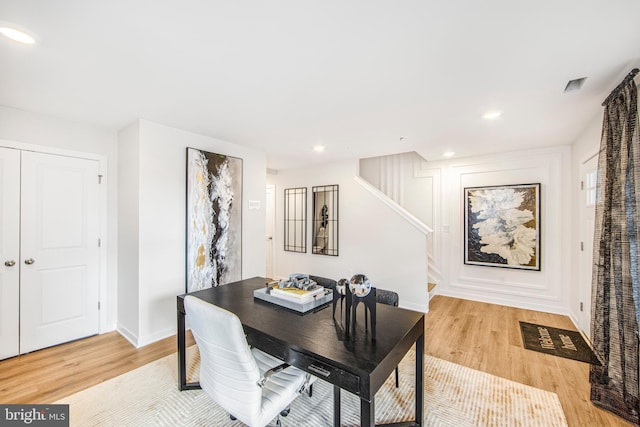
(0, 330, 196, 405)
(426, 296, 632, 427)
(0, 295, 632, 426)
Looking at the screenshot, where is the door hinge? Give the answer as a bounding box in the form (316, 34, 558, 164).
(98, 174, 103, 184)
(98, 238, 101, 248)
(98, 301, 101, 310)
(580, 180, 584, 190)
(580, 302, 584, 312)
(580, 241, 584, 251)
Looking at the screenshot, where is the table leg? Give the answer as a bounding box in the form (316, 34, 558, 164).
(415, 333, 424, 425)
(333, 385, 341, 427)
(360, 397, 375, 427)
(178, 307, 187, 391)
(177, 304, 200, 391)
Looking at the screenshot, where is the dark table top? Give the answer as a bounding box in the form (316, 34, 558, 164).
(179, 277, 424, 391)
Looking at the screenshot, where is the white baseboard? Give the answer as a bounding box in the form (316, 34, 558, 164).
(400, 301, 429, 313)
(137, 327, 176, 348)
(437, 289, 568, 318)
(116, 324, 139, 348)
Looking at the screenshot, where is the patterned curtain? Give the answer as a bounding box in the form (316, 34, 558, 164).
(590, 72, 640, 424)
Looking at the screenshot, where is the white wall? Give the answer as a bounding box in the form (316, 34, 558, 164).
(423, 146, 572, 314)
(0, 105, 119, 332)
(118, 119, 267, 347)
(269, 160, 429, 313)
(116, 122, 140, 341)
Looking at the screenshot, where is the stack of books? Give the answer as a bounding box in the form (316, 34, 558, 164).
(270, 285, 326, 304)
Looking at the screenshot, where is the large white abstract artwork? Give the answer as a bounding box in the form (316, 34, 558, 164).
(186, 148, 242, 291)
(464, 183, 540, 270)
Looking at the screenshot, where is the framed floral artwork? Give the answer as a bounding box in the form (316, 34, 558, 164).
(464, 183, 540, 270)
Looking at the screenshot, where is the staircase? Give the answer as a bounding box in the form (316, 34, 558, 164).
(357, 151, 439, 301)
(428, 282, 437, 301)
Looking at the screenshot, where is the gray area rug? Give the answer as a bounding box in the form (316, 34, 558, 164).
(56, 346, 568, 426)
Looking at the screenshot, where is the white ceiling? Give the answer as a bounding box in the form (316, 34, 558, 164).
(1, 1, 639, 170)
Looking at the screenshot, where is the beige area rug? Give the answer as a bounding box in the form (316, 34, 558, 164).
(56, 347, 568, 426)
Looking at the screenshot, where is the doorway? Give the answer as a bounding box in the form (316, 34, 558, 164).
(0, 147, 101, 360)
(578, 154, 598, 338)
(265, 184, 276, 279)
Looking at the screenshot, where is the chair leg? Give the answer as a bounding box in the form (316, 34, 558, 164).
(273, 407, 290, 427)
(395, 366, 399, 388)
(230, 414, 237, 420)
(308, 383, 313, 397)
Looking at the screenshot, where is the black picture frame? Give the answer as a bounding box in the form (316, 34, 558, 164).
(464, 183, 541, 270)
(284, 187, 307, 253)
(312, 184, 339, 256)
(185, 147, 243, 292)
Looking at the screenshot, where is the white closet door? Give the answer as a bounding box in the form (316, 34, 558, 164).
(0, 148, 20, 360)
(20, 151, 100, 354)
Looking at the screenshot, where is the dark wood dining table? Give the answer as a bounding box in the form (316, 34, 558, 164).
(177, 276, 424, 426)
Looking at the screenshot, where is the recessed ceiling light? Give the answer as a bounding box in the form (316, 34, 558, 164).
(443, 151, 455, 158)
(0, 26, 36, 44)
(313, 145, 325, 152)
(482, 111, 502, 120)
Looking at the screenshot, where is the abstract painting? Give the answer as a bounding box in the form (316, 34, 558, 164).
(186, 148, 242, 291)
(464, 183, 540, 270)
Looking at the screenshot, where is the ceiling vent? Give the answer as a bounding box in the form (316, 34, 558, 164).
(564, 77, 587, 93)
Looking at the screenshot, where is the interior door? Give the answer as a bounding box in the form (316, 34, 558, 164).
(19, 151, 100, 354)
(0, 148, 21, 360)
(579, 154, 598, 338)
(265, 184, 275, 279)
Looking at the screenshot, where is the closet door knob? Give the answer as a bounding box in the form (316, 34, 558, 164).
(24, 258, 35, 265)
(4, 260, 15, 267)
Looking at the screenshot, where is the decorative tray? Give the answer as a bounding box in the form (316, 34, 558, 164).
(253, 286, 333, 314)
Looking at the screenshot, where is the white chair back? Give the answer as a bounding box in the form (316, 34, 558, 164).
(184, 295, 262, 422)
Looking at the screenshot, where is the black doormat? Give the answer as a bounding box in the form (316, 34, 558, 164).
(519, 321, 601, 365)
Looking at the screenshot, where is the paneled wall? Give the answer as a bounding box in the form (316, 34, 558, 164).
(420, 146, 572, 314)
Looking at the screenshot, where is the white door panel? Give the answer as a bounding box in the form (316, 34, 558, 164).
(20, 151, 100, 354)
(579, 155, 598, 338)
(0, 147, 20, 360)
(40, 267, 85, 324)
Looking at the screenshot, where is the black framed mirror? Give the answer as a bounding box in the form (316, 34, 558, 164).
(312, 185, 338, 256)
(284, 187, 307, 253)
